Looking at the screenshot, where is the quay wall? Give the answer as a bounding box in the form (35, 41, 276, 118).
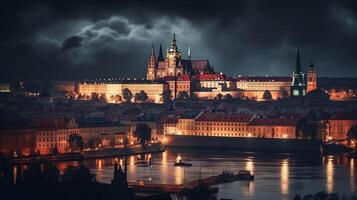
(164, 135, 322, 153)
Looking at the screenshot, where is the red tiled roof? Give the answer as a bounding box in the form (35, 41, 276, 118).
(196, 112, 253, 122)
(158, 75, 192, 81)
(329, 112, 357, 120)
(195, 73, 226, 81)
(236, 76, 292, 82)
(248, 118, 299, 126)
(32, 117, 70, 130)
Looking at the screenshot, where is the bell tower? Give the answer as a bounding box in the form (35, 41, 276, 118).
(146, 45, 156, 80)
(307, 61, 317, 93)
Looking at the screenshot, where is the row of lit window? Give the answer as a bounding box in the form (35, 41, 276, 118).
(38, 136, 67, 142)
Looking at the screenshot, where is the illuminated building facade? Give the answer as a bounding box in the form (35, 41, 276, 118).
(77, 117, 129, 148)
(247, 117, 299, 139)
(164, 112, 254, 137)
(0, 115, 37, 156)
(164, 112, 302, 139)
(236, 76, 291, 100)
(34, 117, 80, 154)
(78, 80, 169, 103)
(326, 112, 357, 141)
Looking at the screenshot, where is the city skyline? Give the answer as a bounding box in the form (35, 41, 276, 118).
(1, 0, 357, 80)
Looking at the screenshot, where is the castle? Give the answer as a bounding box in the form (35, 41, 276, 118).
(74, 34, 318, 103)
(146, 33, 214, 80)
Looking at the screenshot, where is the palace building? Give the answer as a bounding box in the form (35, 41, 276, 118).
(78, 80, 169, 103)
(164, 111, 302, 139)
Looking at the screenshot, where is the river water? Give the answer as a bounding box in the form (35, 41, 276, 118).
(58, 148, 356, 200)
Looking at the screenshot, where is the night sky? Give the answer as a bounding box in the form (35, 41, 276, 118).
(1, 0, 357, 80)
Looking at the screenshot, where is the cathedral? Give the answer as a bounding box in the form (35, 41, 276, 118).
(290, 50, 318, 98)
(146, 34, 215, 80)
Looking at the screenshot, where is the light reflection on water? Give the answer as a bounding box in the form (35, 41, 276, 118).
(53, 148, 356, 200)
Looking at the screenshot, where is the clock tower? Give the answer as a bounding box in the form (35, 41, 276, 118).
(290, 50, 306, 97)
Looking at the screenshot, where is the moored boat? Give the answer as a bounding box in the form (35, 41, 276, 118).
(237, 170, 254, 181)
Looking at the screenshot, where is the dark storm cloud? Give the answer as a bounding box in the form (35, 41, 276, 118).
(62, 36, 83, 51)
(1, 0, 357, 80)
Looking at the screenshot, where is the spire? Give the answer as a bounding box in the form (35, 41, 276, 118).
(146, 44, 156, 80)
(188, 46, 191, 61)
(170, 33, 178, 51)
(295, 49, 301, 74)
(149, 44, 156, 67)
(157, 44, 164, 62)
(309, 60, 315, 68)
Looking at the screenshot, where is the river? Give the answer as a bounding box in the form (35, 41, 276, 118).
(57, 148, 356, 200)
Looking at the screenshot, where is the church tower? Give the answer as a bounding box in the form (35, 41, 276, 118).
(157, 44, 164, 62)
(306, 61, 318, 93)
(166, 33, 183, 76)
(146, 45, 156, 80)
(290, 50, 306, 97)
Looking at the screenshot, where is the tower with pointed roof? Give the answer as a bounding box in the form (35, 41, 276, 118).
(307, 61, 318, 93)
(290, 50, 306, 97)
(157, 44, 164, 62)
(166, 33, 183, 77)
(146, 45, 156, 80)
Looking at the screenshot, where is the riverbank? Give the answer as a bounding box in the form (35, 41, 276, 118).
(8, 142, 166, 164)
(83, 142, 166, 159)
(164, 135, 323, 153)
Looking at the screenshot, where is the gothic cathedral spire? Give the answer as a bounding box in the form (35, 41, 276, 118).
(295, 49, 301, 74)
(188, 46, 191, 61)
(146, 45, 156, 80)
(157, 44, 164, 62)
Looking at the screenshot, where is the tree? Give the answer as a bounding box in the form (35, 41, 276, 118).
(160, 89, 172, 104)
(224, 94, 233, 101)
(297, 119, 317, 139)
(178, 91, 189, 100)
(62, 165, 96, 184)
(138, 90, 148, 103)
(134, 93, 141, 103)
(134, 124, 152, 145)
(91, 92, 99, 101)
(68, 133, 84, 152)
(348, 125, 357, 141)
(122, 88, 133, 103)
(99, 94, 107, 102)
(216, 94, 223, 100)
(262, 90, 272, 101)
(87, 138, 100, 150)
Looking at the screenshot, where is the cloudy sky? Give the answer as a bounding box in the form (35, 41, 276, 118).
(1, 0, 357, 80)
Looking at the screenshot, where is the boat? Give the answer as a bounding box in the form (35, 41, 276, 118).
(135, 156, 152, 167)
(236, 170, 254, 181)
(174, 159, 192, 167)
